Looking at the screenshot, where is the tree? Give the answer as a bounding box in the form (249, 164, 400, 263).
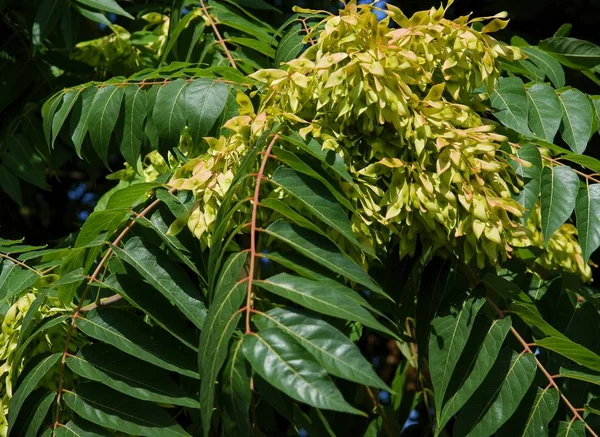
(1, 0, 600, 436)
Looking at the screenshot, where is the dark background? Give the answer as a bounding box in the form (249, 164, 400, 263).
(1, 0, 599, 244)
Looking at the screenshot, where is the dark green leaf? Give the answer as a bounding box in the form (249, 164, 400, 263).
(0, 165, 22, 204)
(64, 382, 189, 436)
(221, 339, 251, 437)
(429, 294, 485, 420)
(490, 77, 531, 136)
(67, 343, 199, 408)
(535, 336, 600, 372)
(112, 236, 206, 329)
(558, 88, 594, 154)
(540, 37, 600, 69)
(521, 387, 560, 436)
(256, 273, 396, 338)
(154, 79, 187, 145)
(522, 47, 565, 88)
(263, 220, 386, 298)
(70, 87, 98, 157)
(0, 268, 38, 305)
(32, 0, 63, 47)
(75, 208, 129, 248)
(540, 166, 579, 244)
(576, 184, 600, 262)
(74, 0, 133, 19)
(254, 307, 388, 389)
(275, 23, 304, 65)
(559, 364, 600, 386)
(199, 251, 247, 437)
(19, 391, 55, 437)
(75, 308, 198, 378)
(52, 89, 83, 147)
(7, 353, 61, 434)
(121, 85, 147, 168)
(4, 136, 49, 189)
(526, 84, 561, 142)
(185, 79, 229, 143)
(105, 182, 160, 210)
(88, 85, 125, 164)
(54, 418, 113, 437)
(453, 350, 537, 437)
(555, 420, 586, 436)
(242, 329, 365, 415)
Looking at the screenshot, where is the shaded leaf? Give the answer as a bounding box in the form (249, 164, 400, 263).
(522, 46, 565, 88)
(536, 336, 600, 372)
(121, 85, 147, 168)
(527, 84, 561, 142)
(540, 166, 579, 244)
(221, 339, 251, 437)
(74, 0, 133, 19)
(555, 420, 586, 436)
(490, 77, 531, 135)
(69, 87, 98, 157)
(154, 79, 187, 145)
(558, 88, 594, 154)
(52, 89, 82, 148)
(540, 37, 600, 69)
(0, 165, 22, 204)
(54, 418, 112, 437)
(274, 23, 304, 65)
(576, 184, 600, 262)
(185, 79, 229, 143)
(88, 85, 125, 164)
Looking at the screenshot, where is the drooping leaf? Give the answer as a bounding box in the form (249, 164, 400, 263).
(52, 89, 83, 148)
(32, 0, 64, 47)
(274, 23, 304, 65)
(263, 220, 386, 298)
(558, 88, 594, 154)
(103, 274, 197, 349)
(69, 86, 98, 157)
(74, 0, 133, 19)
(88, 85, 125, 164)
(154, 79, 187, 145)
(16, 390, 55, 437)
(521, 387, 560, 436)
(185, 79, 229, 143)
(75, 308, 198, 378)
(559, 364, 600, 386)
(0, 165, 22, 204)
(254, 307, 388, 390)
(0, 268, 39, 305)
(121, 85, 147, 168)
(256, 273, 396, 338)
(66, 343, 199, 408)
(3, 136, 49, 189)
(63, 383, 190, 436)
(271, 167, 366, 253)
(75, 208, 129, 248)
(453, 349, 537, 437)
(199, 251, 247, 437)
(242, 329, 365, 415)
(540, 166, 579, 244)
(490, 77, 531, 136)
(54, 418, 113, 437)
(511, 144, 543, 223)
(429, 294, 486, 423)
(535, 336, 600, 372)
(522, 46, 565, 88)
(539, 37, 600, 69)
(112, 236, 206, 329)
(7, 353, 61, 434)
(575, 184, 600, 262)
(104, 182, 160, 210)
(555, 420, 586, 437)
(437, 316, 512, 432)
(221, 339, 251, 437)
(526, 84, 562, 142)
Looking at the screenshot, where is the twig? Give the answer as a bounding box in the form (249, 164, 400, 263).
(199, 0, 237, 69)
(80, 294, 123, 312)
(364, 386, 394, 437)
(0, 253, 43, 276)
(52, 190, 174, 430)
(244, 134, 279, 334)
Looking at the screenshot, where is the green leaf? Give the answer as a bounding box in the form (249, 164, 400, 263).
(453, 349, 537, 437)
(522, 387, 559, 436)
(254, 307, 388, 390)
(221, 339, 251, 437)
(75, 208, 129, 248)
(522, 47, 566, 88)
(7, 353, 61, 434)
(112, 237, 206, 328)
(242, 329, 365, 415)
(3, 136, 49, 189)
(260, 197, 327, 236)
(185, 79, 229, 143)
(535, 336, 600, 372)
(227, 36, 275, 57)
(69, 87, 98, 157)
(558, 88, 594, 154)
(42, 93, 63, 147)
(52, 89, 83, 148)
(121, 85, 147, 168)
(0, 165, 22, 204)
(263, 220, 386, 298)
(199, 251, 247, 437)
(271, 167, 366, 253)
(256, 273, 396, 338)
(64, 382, 189, 436)
(556, 420, 586, 437)
(526, 84, 561, 142)
(490, 77, 531, 136)
(540, 166, 579, 244)
(559, 364, 600, 386)
(154, 79, 187, 145)
(74, 0, 133, 19)
(32, 0, 64, 47)
(511, 144, 542, 223)
(0, 268, 38, 305)
(105, 182, 160, 210)
(88, 85, 125, 164)
(560, 153, 600, 173)
(54, 419, 112, 437)
(555, 24, 572, 38)
(66, 343, 199, 408)
(576, 184, 600, 262)
(19, 391, 55, 437)
(103, 274, 197, 349)
(540, 37, 600, 69)
(429, 294, 485, 422)
(509, 301, 564, 338)
(437, 316, 512, 431)
(73, 6, 111, 26)
(274, 23, 304, 65)
(75, 308, 198, 378)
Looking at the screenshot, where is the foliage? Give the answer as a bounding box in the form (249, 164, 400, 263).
(2, 0, 600, 436)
